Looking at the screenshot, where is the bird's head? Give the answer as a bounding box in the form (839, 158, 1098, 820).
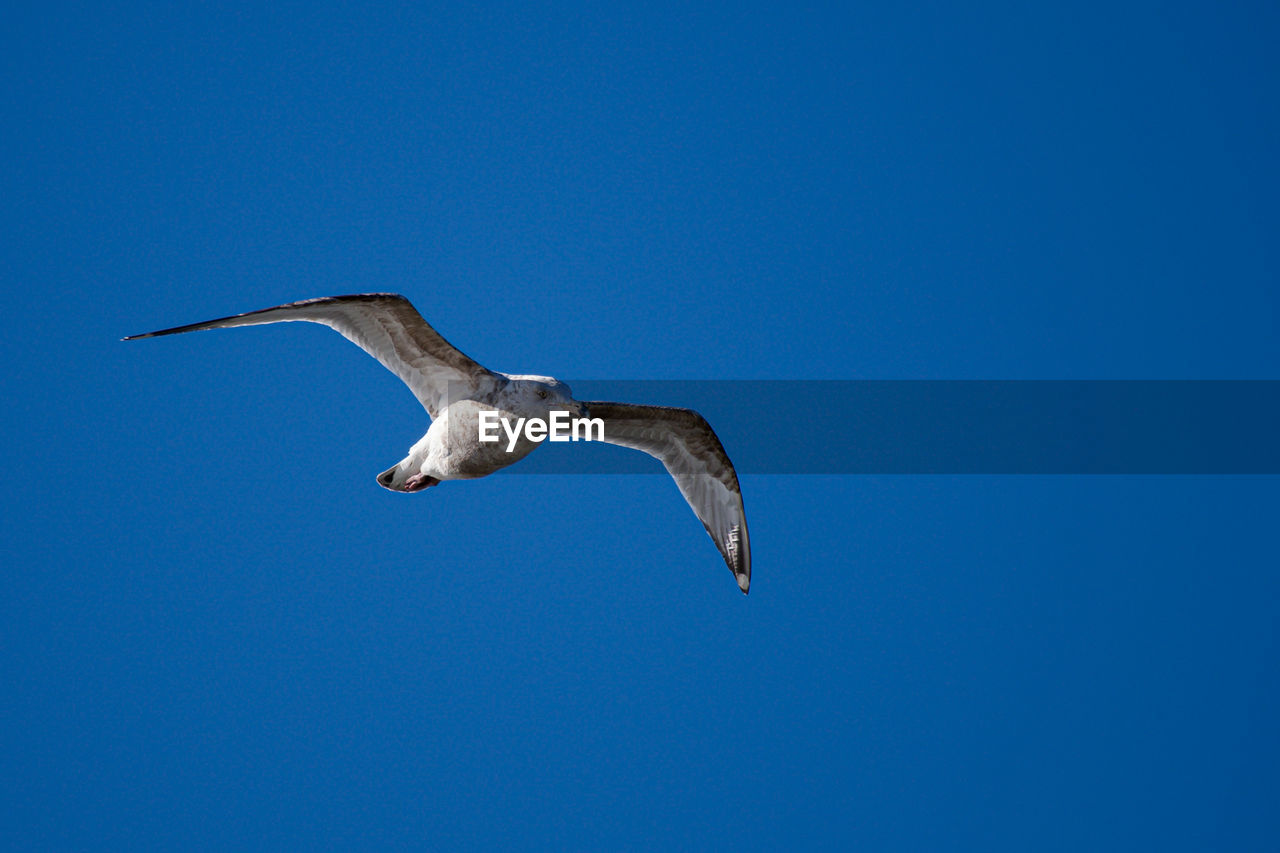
(504, 375, 586, 418)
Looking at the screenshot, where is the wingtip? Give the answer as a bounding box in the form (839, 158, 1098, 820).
(736, 573, 750, 595)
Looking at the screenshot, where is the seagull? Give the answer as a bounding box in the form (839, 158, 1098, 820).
(125, 294, 751, 593)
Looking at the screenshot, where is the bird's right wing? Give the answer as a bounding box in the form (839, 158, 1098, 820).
(125, 294, 498, 417)
(584, 401, 751, 594)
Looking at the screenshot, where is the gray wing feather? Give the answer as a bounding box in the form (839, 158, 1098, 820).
(585, 401, 751, 594)
(125, 294, 495, 418)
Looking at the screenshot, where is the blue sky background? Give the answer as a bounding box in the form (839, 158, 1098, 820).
(3, 1, 1279, 848)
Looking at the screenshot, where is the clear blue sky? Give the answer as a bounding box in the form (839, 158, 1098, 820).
(4, 1, 1279, 849)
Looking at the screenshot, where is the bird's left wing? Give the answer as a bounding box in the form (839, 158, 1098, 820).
(125, 294, 498, 418)
(584, 401, 751, 594)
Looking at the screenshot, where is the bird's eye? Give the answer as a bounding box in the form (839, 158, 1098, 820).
(537, 390, 548, 399)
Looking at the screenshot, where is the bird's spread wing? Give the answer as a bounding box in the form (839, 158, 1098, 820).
(124, 294, 496, 417)
(584, 402, 751, 593)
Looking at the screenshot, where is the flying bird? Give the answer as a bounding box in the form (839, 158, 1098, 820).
(125, 294, 751, 593)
